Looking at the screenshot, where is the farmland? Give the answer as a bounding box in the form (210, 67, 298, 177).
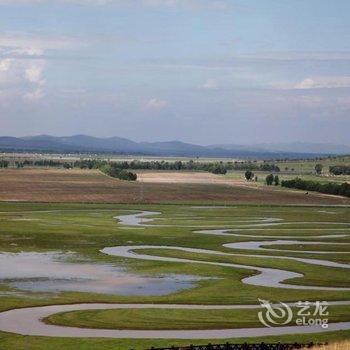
(0, 168, 349, 205)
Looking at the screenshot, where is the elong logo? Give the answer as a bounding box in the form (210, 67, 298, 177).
(258, 299, 293, 328)
(257, 299, 329, 329)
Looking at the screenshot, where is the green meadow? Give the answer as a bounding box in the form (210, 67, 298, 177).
(0, 202, 349, 349)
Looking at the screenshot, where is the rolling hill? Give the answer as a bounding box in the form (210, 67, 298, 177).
(0, 135, 348, 158)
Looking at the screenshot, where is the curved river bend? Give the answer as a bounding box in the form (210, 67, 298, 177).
(1, 209, 350, 339)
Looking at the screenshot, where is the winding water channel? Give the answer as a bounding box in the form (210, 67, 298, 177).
(1, 209, 350, 339)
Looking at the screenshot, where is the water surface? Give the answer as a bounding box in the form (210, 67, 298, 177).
(0, 252, 201, 296)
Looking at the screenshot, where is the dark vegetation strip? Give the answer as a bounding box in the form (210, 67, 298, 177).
(329, 165, 350, 175)
(147, 341, 322, 350)
(281, 178, 350, 198)
(99, 164, 137, 181)
(0, 159, 281, 175)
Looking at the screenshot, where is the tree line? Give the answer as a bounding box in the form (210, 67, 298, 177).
(329, 165, 350, 175)
(0, 158, 281, 174)
(281, 178, 350, 198)
(0, 160, 9, 168)
(244, 170, 280, 185)
(74, 160, 280, 174)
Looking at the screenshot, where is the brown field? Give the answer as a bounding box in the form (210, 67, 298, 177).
(0, 168, 349, 205)
(137, 171, 252, 186)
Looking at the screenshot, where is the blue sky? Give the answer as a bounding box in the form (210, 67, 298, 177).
(1, 0, 350, 145)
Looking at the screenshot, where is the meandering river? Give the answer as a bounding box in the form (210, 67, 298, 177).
(1, 209, 349, 339)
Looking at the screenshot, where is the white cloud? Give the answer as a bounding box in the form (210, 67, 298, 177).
(23, 88, 44, 101)
(0, 58, 12, 71)
(0, 32, 83, 104)
(294, 76, 350, 89)
(294, 78, 315, 89)
(24, 64, 46, 85)
(272, 76, 350, 90)
(0, 59, 22, 86)
(200, 79, 219, 90)
(0, 58, 46, 103)
(0, 32, 83, 53)
(145, 98, 168, 109)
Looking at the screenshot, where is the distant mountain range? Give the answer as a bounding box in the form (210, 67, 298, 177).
(264, 142, 350, 154)
(0, 135, 349, 158)
(214, 142, 350, 155)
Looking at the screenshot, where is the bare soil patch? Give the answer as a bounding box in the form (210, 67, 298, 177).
(0, 168, 349, 205)
(137, 171, 250, 186)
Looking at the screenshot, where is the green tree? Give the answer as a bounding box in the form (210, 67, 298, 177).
(63, 162, 72, 169)
(315, 164, 323, 175)
(245, 170, 254, 181)
(274, 175, 280, 186)
(211, 165, 227, 174)
(265, 174, 274, 185)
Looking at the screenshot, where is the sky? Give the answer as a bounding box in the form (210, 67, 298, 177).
(0, 0, 350, 145)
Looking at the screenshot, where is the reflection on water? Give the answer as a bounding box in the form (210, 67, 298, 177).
(0, 252, 200, 296)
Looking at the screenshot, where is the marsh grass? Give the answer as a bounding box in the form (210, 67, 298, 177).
(0, 202, 349, 349)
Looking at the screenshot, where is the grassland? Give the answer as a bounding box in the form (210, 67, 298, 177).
(0, 202, 349, 349)
(135, 154, 350, 186)
(275, 156, 350, 174)
(224, 170, 350, 185)
(44, 305, 350, 330)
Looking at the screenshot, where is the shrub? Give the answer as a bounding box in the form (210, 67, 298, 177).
(245, 170, 254, 181)
(315, 164, 323, 175)
(329, 165, 350, 175)
(265, 174, 274, 185)
(211, 165, 227, 175)
(100, 164, 137, 181)
(0, 160, 9, 168)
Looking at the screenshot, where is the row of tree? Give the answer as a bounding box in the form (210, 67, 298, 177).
(281, 178, 350, 198)
(1, 157, 281, 174)
(244, 170, 280, 185)
(0, 160, 9, 168)
(74, 159, 103, 169)
(23, 160, 63, 167)
(9, 158, 138, 181)
(13, 159, 350, 178)
(94, 160, 279, 174)
(329, 165, 350, 175)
